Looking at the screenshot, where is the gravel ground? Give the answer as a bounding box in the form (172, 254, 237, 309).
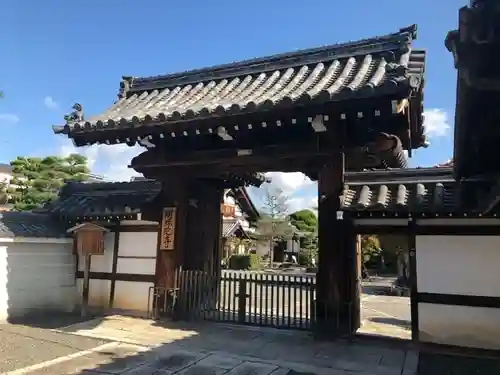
(0, 316, 109, 373)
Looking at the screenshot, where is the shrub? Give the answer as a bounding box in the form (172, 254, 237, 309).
(298, 249, 317, 267)
(228, 254, 261, 270)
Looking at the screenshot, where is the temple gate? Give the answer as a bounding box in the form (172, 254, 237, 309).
(53, 25, 426, 336)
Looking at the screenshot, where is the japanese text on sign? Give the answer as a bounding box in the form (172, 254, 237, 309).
(160, 207, 177, 250)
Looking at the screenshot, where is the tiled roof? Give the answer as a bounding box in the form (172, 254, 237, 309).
(340, 167, 461, 215)
(44, 180, 161, 220)
(222, 219, 247, 238)
(0, 212, 68, 238)
(54, 25, 425, 135)
(228, 187, 260, 221)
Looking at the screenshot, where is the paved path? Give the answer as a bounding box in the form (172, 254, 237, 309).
(360, 295, 411, 339)
(0, 321, 109, 374)
(4, 315, 418, 374)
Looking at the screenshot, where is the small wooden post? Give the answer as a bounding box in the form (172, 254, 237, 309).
(67, 222, 109, 318)
(82, 254, 91, 317)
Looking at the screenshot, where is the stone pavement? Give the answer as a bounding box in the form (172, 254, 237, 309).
(6, 315, 418, 375)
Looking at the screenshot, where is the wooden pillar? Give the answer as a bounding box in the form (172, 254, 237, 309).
(316, 151, 358, 336)
(155, 176, 189, 290)
(408, 220, 419, 342)
(183, 181, 222, 271)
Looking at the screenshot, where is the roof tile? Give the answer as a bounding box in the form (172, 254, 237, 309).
(45, 180, 162, 220)
(0, 212, 68, 238)
(341, 167, 461, 214)
(55, 26, 425, 134)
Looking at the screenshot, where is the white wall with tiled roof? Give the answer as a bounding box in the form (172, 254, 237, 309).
(75, 221, 158, 316)
(0, 239, 75, 322)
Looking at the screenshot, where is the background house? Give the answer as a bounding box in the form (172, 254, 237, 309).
(221, 188, 259, 257)
(0, 163, 13, 184)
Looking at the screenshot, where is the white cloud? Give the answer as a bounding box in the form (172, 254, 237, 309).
(423, 108, 450, 138)
(264, 172, 314, 196)
(59, 140, 143, 181)
(287, 195, 318, 213)
(0, 113, 19, 125)
(248, 172, 317, 214)
(44, 96, 59, 110)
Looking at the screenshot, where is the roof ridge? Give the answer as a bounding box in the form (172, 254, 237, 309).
(59, 179, 160, 196)
(123, 25, 417, 94)
(345, 167, 454, 184)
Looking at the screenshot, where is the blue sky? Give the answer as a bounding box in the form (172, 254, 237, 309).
(0, 0, 466, 211)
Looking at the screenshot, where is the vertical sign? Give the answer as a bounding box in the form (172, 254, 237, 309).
(160, 207, 177, 250)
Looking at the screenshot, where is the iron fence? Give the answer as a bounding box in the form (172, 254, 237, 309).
(174, 270, 316, 330)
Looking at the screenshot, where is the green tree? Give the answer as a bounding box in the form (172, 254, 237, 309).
(255, 188, 294, 265)
(9, 154, 91, 211)
(361, 235, 382, 270)
(289, 209, 317, 232)
(289, 209, 318, 250)
(0, 180, 8, 205)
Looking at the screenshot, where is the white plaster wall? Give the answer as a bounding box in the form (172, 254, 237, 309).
(416, 236, 500, 297)
(418, 303, 500, 350)
(0, 245, 8, 321)
(116, 258, 156, 275)
(76, 278, 110, 310)
(0, 241, 75, 321)
(76, 229, 157, 315)
(76, 230, 157, 314)
(118, 232, 157, 257)
(113, 280, 154, 314)
(416, 235, 500, 350)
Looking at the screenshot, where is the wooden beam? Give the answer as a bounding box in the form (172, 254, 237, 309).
(130, 141, 332, 170)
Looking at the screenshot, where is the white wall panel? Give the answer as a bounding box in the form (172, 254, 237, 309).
(118, 232, 157, 258)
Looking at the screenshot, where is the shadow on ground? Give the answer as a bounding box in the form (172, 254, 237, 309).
(418, 352, 500, 375)
(7, 311, 104, 330)
(19, 315, 418, 375)
(368, 317, 411, 329)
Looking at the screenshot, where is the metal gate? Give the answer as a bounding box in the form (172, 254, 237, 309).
(172, 270, 316, 330)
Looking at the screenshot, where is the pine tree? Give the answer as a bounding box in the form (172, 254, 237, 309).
(8, 154, 91, 211)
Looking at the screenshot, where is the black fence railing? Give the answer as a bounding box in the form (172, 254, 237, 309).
(174, 270, 316, 330)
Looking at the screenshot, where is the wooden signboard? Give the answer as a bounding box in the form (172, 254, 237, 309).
(160, 207, 177, 250)
(67, 223, 108, 256)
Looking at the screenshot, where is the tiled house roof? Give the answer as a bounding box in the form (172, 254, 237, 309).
(222, 219, 248, 238)
(43, 180, 162, 221)
(0, 212, 68, 238)
(341, 167, 462, 216)
(43, 179, 261, 222)
(53, 25, 425, 137)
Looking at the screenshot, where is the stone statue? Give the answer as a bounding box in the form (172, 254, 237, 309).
(64, 103, 84, 124)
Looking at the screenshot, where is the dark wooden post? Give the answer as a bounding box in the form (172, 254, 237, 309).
(154, 176, 190, 317)
(68, 222, 108, 318)
(82, 254, 91, 317)
(316, 151, 357, 336)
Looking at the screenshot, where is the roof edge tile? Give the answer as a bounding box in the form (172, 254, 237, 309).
(126, 25, 418, 93)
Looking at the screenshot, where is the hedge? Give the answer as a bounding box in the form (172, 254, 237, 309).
(228, 254, 261, 270)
